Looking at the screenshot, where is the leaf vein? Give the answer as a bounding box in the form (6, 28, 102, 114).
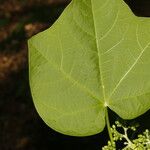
(109, 42, 150, 99)
(30, 43, 100, 103)
(90, 0, 105, 100)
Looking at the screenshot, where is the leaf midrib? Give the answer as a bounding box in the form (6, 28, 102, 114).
(90, 0, 106, 101)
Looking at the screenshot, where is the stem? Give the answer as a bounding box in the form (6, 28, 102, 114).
(105, 107, 114, 145)
(123, 127, 135, 148)
(123, 128, 132, 145)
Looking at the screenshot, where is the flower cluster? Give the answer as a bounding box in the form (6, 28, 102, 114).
(102, 121, 150, 150)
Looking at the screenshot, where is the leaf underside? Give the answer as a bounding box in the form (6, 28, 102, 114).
(28, 0, 150, 136)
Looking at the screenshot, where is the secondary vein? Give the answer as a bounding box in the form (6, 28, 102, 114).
(109, 41, 150, 99)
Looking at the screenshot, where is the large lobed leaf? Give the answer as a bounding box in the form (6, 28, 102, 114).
(28, 0, 150, 136)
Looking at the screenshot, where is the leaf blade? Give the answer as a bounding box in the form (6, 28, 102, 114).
(29, 0, 150, 136)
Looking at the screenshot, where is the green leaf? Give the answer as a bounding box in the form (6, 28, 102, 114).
(28, 0, 150, 136)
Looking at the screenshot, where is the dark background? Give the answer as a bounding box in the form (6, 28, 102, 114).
(0, 0, 150, 150)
